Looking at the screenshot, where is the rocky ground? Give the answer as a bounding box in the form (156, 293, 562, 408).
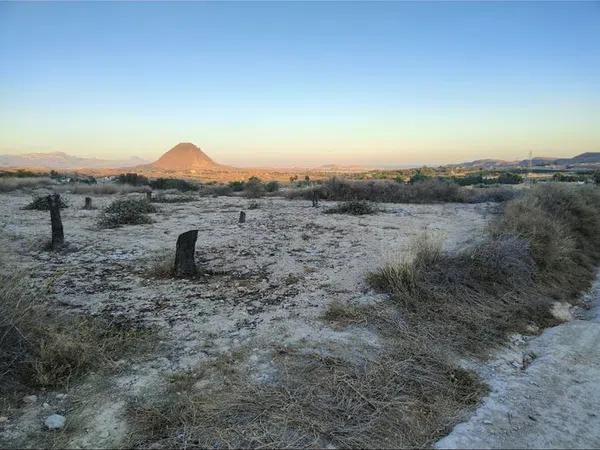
(0, 191, 493, 448)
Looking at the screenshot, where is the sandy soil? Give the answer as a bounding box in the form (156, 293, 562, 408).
(436, 278, 600, 449)
(0, 192, 493, 448)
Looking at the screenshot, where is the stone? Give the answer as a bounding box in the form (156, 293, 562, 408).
(23, 395, 37, 403)
(44, 414, 66, 430)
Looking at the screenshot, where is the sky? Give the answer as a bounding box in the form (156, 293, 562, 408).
(0, 1, 599, 168)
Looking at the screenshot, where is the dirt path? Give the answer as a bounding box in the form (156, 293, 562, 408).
(436, 278, 600, 449)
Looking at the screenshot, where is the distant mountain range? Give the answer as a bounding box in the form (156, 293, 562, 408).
(455, 152, 600, 169)
(0, 151, 148, 170)
(2, 146, 599, 173)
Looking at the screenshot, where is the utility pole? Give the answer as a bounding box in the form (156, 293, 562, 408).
(528, 150, 533, 186)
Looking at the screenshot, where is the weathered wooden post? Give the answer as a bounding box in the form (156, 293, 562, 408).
(239, 211, 246, 223)
(47, 193, 64, 250)
(312, 190, 319, 207)
(146, 191, 152, 201)
(174, 230, 198, 277)
(84, 197, 92, 209)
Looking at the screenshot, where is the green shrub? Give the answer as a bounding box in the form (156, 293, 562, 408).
(265, 181, 280, 192)
(116, 173, 149, 186)
(228, 180, 246, 192)
(149, 178, 199, 192)
(98, 198, 156, 228)
(244, 176, 265, 198)
(324, 200, 377, 215)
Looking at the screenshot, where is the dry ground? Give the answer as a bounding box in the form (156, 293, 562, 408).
(0, 191, 494, 447)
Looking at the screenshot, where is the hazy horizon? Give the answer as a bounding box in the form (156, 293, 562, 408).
(1, 2, 599, 167)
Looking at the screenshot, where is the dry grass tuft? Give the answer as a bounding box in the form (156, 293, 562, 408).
(0, 273, 154, 398)
(128, 345, 484, 449)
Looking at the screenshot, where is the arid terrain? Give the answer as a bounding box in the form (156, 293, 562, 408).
(1, 180, 600, 449)
(0, 190, 491, 447)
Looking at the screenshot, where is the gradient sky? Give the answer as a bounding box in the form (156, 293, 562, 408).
(0, 1, 599, 167)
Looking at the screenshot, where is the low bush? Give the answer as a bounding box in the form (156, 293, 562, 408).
(287, 177, 517, 204)
(244, 176, 265, 198)
(61, 183, 150, 195)
(22, 195, 68, 210)
(324, 200, 378, 215)
(98, 198, 157, 228)
(265, 180, 280, 193)
(150, 193, 196, 203)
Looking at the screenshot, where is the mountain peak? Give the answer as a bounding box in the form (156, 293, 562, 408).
(151, 143, 217, 170)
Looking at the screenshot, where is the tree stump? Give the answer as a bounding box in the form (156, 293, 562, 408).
(174, 230, 198, 277)
(312, 190, 319, 207)
(239, 211, 246, 223)
(47, 194, 64, 250)
(84, 197, 92, 209)
(146, 191, 152, 201)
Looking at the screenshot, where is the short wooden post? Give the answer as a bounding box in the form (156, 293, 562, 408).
(174, 230, 198, 277)
(312, 190, 319, 207)
(84, 197, 92, 209)
(146, 191, 152, 201)
(239, 211, 246, 223)
(47, 194, 64, 250)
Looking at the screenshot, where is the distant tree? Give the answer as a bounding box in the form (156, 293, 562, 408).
(593, 171, 600, 185)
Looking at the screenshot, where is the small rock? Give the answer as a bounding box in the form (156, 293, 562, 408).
(23, 395, 38, 403)
(483, 420, 493, 425)
(0, 416, 8, 423)
(42, 402, 50, 408)
(55, 393, 67, 399)
(44, 414, 66, 430)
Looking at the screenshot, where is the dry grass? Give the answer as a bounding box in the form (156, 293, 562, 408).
(369, 184, 600, 354)
(128, 344, 484, 449)
(0, 177, 55, 192)
(0, 272, 154, 401)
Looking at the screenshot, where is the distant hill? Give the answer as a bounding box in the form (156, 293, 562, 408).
(0, 151, 148, 169)
(456, 152, 600, 169)
(150, 143, 219, 171)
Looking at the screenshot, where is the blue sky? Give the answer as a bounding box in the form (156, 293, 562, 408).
(0, 1, 599, 167)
